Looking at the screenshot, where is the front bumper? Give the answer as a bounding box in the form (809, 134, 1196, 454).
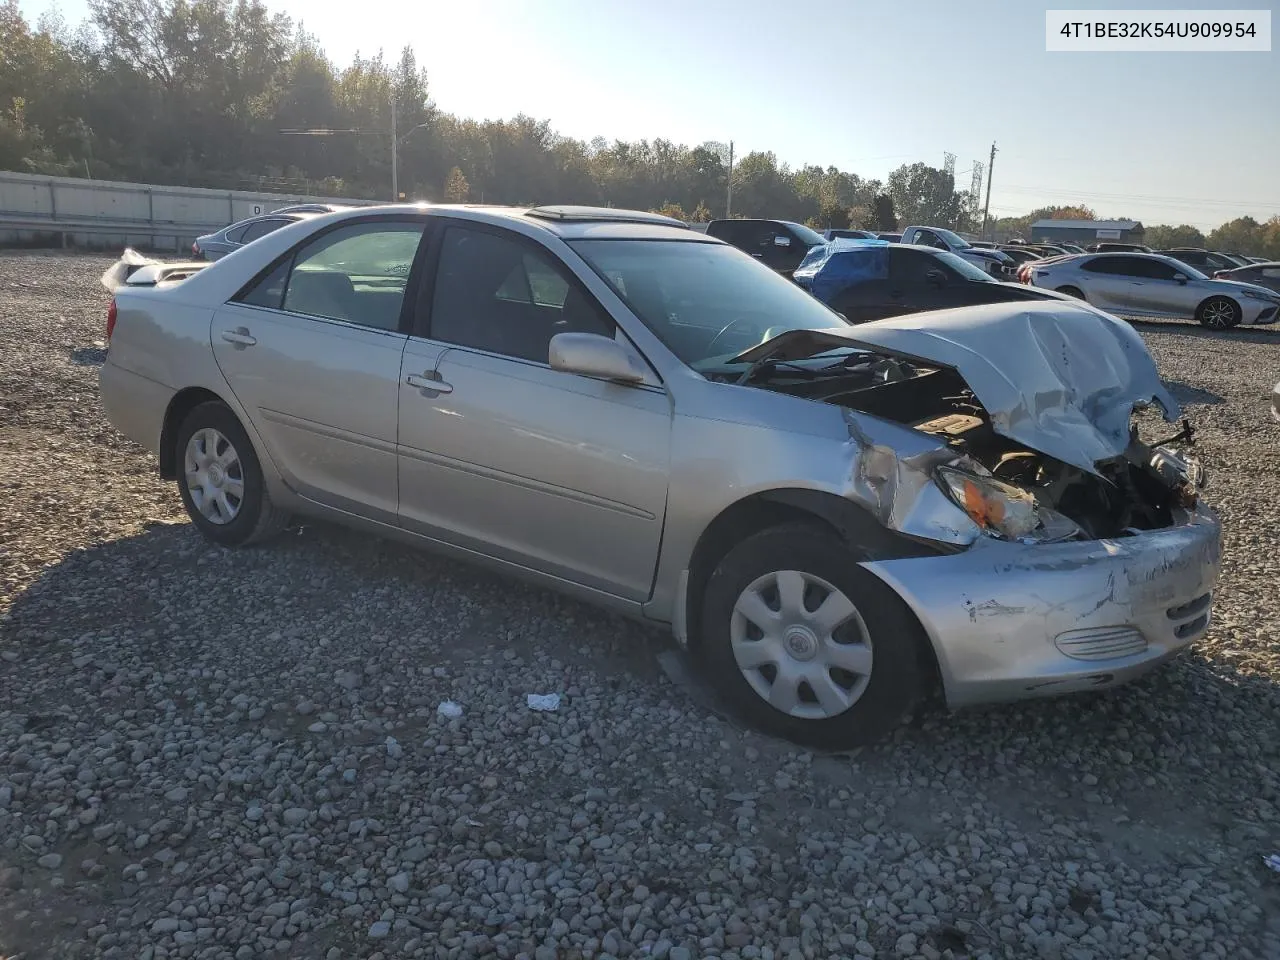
(861, 504, 1222, 707)
(1244, 302, 1279, 325)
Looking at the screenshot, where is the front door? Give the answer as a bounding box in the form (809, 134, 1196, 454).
(396, 221, 672, 600)
(211, 218, 427, 521)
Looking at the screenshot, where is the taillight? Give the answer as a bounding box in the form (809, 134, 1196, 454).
(192, 242, 200, 256)
(106, 297, 118, 345)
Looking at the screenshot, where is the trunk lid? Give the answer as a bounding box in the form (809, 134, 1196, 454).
(732, 301, 1180, 475)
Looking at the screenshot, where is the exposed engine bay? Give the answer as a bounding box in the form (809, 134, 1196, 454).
(757, 357, 1205, 541)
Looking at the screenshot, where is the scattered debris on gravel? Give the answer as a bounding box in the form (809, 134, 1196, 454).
(2, 251, 1279, 959)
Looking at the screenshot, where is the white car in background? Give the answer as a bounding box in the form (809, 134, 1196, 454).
(1026, 252, 1280, 329)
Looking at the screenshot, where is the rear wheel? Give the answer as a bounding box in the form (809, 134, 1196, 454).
(699, 523, 924, 749)
(175, 401, 289, 547)
(1196, 296, 1241, 330)
(1056, 285, 1085, 300)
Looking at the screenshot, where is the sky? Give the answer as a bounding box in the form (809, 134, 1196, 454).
(16, 0, 1279, 228)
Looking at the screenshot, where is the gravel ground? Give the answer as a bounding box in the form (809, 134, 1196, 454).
(1, 250, 1279, 960)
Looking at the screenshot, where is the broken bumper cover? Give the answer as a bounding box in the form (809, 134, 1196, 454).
(861, 503, 1222, 707)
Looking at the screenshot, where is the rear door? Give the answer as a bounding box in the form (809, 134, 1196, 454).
(1078, 256, 1144, 311)
(211, 217, 428, 522)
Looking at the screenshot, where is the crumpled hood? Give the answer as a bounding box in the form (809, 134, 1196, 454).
(734, 301, 1181, 475)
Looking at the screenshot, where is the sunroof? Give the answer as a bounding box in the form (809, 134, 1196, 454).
(526, 205, 688, 228)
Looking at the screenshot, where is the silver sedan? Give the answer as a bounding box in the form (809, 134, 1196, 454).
(98, 204, 1221, 748)
(1027, 252, 1280, 329)
(192, 212, 314, 261)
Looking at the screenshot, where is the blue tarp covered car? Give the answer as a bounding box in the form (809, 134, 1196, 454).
(792, 238, 891, 305)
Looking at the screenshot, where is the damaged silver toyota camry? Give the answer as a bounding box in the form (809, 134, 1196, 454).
(98, 204, 1221, 748)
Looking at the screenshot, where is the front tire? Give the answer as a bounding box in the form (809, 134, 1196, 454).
(699, 523, 924, 749)
(1196, 296, 1241, 329)
(175, 401, 289, 547)
(1056, 285, 1085, 300)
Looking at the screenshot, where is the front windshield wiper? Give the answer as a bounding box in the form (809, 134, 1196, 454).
(735, 350, 875, 386)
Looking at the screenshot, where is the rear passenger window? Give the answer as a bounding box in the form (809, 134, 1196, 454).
(239, 259, 290, 310)
(428, 226, 613, 363)
(280, 221, 425, 331)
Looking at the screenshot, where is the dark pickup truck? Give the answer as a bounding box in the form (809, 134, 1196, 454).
(705, 218, 828, 277)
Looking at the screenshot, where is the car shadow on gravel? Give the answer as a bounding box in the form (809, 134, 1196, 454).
(69, 346, 106, 367)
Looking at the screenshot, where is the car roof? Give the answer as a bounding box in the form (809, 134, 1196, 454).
(313, 203, 719, 243)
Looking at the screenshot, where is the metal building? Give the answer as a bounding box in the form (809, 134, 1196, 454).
(1030, 219, 1145, 246)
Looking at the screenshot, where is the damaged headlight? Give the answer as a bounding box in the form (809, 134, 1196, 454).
(935, 466, 1083, 544)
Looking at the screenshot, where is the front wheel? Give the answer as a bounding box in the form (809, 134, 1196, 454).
(1055, 285, 1086, 300)
(175, 401, 289, 547)
(1196, 296, 1241, 330)
(699, 523, 925, 748)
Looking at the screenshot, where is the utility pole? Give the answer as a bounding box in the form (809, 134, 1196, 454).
(980, 141, 996, 239)
(725, 140, 734, 219)
(390, 95, 399, 202)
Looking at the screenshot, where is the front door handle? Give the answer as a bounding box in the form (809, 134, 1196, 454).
(220, 328, 257, 346)
(406, 372, 453, 394)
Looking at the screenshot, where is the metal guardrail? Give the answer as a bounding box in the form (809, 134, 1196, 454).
(0, 214, 224, 247)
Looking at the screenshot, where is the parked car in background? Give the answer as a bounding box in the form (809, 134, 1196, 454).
(899, 225, 1017, 279)
(1057, 243, 1087, 254)
(96, 203, 1219, 748)
(1211, 261, 1280, 294)
(1026, 252, 1280, 329)
(271, 203, 352, 215)
(705, 218, 826, 276)
(792, 239, 1060, 323)
(1246, 256, 1269, 264)
(822, 228, 877, 241)
(1156, 248, 1241, 273)
(193, 212, 315, 260)
(1089, 242, 1152, 253)
(998, 247, 1044, 265)
(876, 232, 903, 243)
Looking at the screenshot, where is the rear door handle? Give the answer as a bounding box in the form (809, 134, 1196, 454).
(406, 372, 453, 394)
(220, 329, 257, 346)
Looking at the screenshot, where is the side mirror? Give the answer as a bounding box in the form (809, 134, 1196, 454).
(773, 235, 792, 248)
(926, 269, 947, 287)
(548, 332, 647, 384)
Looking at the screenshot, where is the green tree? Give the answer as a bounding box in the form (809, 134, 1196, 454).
(870, 194, 897, 231)
(443, 165, 469, 202)
(886, 162, 961, 227)
(1144, 224, 1206, 249)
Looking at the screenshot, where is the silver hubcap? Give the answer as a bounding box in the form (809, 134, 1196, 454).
(184, 427, 244, 525)
(730, 570, 873, 720)
(1203, 300, 1233, 328)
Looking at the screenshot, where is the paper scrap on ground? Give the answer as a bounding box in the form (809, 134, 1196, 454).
(527, 693, 561, 712)
(437, 701, 463, 718)
(1264, 853, 1280, 873)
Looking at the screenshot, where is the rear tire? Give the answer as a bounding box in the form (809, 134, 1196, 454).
(175, 401, 289, 547)
(1056, 285, 1085, 300)
(1195, 296, 1241, 330)
(699, 523, 924, 749)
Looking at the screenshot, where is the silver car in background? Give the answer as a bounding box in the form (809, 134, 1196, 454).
(1213, 261, 1280, 296)
(192, 212, 315, 261)
(98, 204, 1220, 748)
(1028, 252, 1280, 329)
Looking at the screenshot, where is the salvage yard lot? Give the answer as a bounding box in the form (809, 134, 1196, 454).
(1, 251, 1278, 959)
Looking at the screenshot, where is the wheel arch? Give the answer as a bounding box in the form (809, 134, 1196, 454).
(681, 488, 945, 689)
(159, 387, 230, 479)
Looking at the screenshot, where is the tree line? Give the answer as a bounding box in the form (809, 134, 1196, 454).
(2, 0, 1278, 257)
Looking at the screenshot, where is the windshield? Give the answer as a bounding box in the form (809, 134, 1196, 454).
(936, 249, 998, 282)
(933, 227, 971, 249)
(568, 239, 849, 370)
(784, 221, 828, 247)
